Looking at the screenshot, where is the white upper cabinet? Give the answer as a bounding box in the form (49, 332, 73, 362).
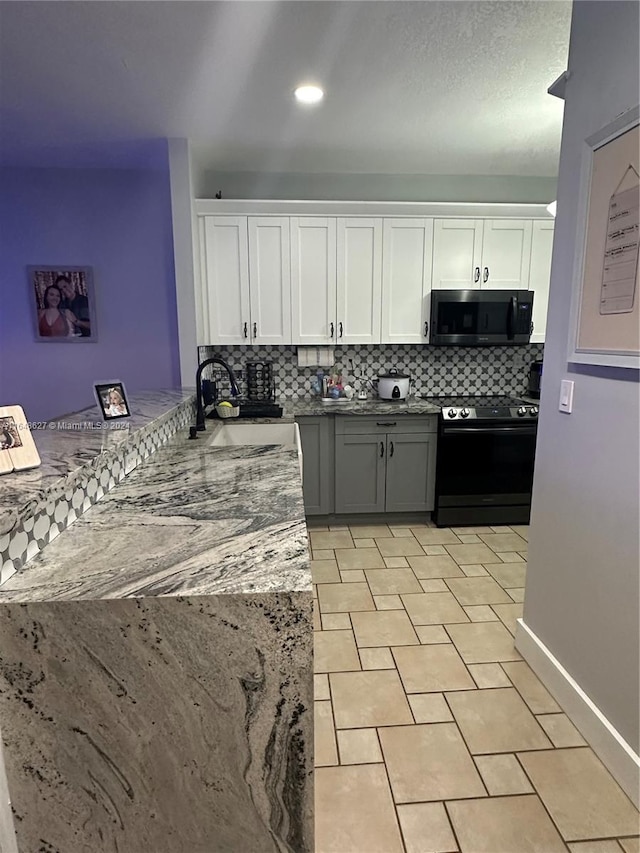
(248, 217, 291, 345)
(432, 218, 533, 290)
(528, 220, 555, 343)
(432, 219, 484, 289)
(336, 218, 382, 344)
(195, 207, 553, 346)
(199, 216, 250, 345)
(291, 218, 337, 344)
(381, 219, 433, 343)
(480, 219, 532, 289)
(198, 216, 290, 345)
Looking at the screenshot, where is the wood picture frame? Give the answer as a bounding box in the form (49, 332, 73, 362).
(568, 106, 640, 370)
(29, 266, 97, 343)
(0, 406, 41, 474)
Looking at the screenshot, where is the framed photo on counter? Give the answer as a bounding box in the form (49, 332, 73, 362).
(29, 266, 97, 342)
(0, 406, 41, 474)
(94, 382, 131, 420)
(568, 106, 640, 369)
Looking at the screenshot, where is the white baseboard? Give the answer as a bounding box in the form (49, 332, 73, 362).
(515, 618, 640, 809)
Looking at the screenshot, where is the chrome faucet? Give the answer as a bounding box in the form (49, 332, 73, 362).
(194, 357, 240, 431)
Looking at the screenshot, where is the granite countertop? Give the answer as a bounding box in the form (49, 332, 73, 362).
(0, 422, 309, 603)
(0, 389, 195, 536)
(287, 395, 538, 417)
(0, 389, 535, 603)
(287, 397, 441, 416)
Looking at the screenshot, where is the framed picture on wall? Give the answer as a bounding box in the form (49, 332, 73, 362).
(28, 266, 97, 342)
(568, 106, 640, 369)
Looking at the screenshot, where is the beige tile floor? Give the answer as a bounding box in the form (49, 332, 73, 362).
(310, 521, 640, 853)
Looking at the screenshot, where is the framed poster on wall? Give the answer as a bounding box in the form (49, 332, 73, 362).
(568, 106, 640, 369)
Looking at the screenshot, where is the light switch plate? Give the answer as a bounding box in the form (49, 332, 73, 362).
(559, 379, 574, 413)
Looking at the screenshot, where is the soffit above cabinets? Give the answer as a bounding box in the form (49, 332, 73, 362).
(193, 200, 554, 219)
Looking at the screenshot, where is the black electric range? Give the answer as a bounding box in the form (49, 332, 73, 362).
(431, 395, 539, 527)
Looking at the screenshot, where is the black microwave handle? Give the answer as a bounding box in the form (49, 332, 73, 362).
(507, 295, 517, 340)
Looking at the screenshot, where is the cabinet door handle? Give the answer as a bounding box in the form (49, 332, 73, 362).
(389, 441, 394, 457)
(253, 322, 257, 338)
(424, 321, 428, 337)
(530, 322, 534, 334)
(243, 322, 248, 339)
(474, 266, 480, 283)
(380, 441, 384, 458)
(339, 321, 343, 338)
(376, 422, 397, 427)
(330, 322, 334, 338)
(483, 266, 489, 283)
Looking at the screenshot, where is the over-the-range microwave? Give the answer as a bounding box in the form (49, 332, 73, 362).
(430, 289, 534, 346)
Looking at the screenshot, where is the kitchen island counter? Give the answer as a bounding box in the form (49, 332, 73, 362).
(0, 424, 308, 602)
(0, 419, 313, 853)
(0, 389, 198, 586)
(0, 389, 195, 538)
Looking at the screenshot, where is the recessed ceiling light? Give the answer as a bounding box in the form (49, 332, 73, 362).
(294, 85, 324, 104)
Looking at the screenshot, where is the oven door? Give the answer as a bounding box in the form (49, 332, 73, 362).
(435, 421, 537, 508)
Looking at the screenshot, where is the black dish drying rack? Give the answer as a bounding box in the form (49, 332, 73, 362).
(203, 360, 282, 418)
(206, 399, 283, 419)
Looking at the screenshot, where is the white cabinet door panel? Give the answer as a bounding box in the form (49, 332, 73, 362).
(291, 218, 337, 344)
(432, 219, 484, 289)
(337, 218, 382, 344)
(202, 216, 250, 345)
(481, 219, 532, 289)
(529, 220, 554, 343)
(248, 218, 291, 344)
(381, 219, 432, 343)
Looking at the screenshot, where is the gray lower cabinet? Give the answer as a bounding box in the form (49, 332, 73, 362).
(335, 433, 387, 513)
(296, 416, 334, 515)
(385, 433, 437, 512)
(334, 416, 438, 514)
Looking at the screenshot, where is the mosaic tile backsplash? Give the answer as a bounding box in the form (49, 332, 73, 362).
(199, 344, 544, 400)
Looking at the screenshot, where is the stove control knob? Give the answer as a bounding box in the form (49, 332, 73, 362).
(460, 408, 470, 418)
(447, 408, 457, 419)
(517, 406, 528, 417)
(529, 406, 539, 416)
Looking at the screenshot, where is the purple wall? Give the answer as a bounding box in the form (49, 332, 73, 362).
(0, 166, 180, 420)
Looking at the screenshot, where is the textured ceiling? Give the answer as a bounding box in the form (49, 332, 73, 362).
(0, 1, 571, 174)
